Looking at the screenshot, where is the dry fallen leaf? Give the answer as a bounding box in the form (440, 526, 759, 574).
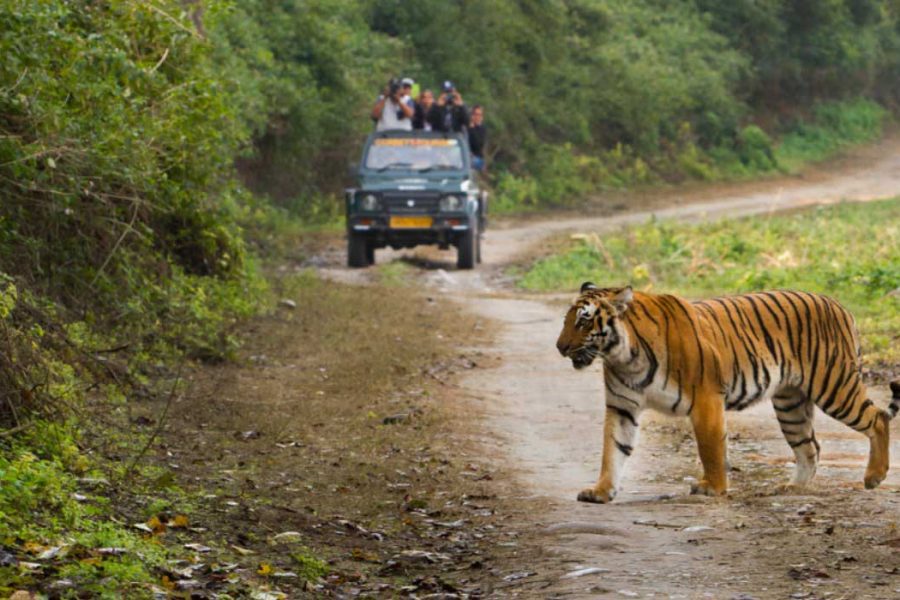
(147, 516, 166, 535)
(23, 541, 49, 555)
(169, 515, 189, 529)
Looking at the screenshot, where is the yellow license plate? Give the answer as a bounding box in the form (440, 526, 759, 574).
(390, 216, 433, 228)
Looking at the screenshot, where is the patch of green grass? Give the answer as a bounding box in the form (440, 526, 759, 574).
(775, 99, 888, 172)
(292, 550, 329, 581)
(0, 422, 168, 598)
(376, 261, 413, 286)
(519, 198, 900, 363)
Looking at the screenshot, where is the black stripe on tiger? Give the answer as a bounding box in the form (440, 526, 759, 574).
(609, 405, 638, 427)
(615, 440, 633, 456)
(889, 381, 900, 419)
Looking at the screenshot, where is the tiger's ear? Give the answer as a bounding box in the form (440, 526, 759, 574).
(580, 281, 597, 293)
(611, 286, 633, 315)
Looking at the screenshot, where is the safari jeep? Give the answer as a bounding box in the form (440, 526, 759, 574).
(344, 130, 487, 269)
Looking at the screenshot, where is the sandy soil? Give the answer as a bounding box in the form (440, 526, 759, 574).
(321, 137, 900, 599)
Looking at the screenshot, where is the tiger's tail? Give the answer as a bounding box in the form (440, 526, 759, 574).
(889, 381, 900, 420)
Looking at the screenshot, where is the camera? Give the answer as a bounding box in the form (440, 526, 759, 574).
(388, 78, 401, 97)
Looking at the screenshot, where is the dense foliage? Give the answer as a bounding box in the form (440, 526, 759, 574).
(208, 0, 398, 213)
(0, 1, 260, 349)
(218, 0, 900, 210)
(0, 4, 267, 593)
(520, 198, 900, 362)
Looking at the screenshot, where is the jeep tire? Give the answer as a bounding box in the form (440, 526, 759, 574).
(348, 232, 370, 268)
(456, 221, 478, 270)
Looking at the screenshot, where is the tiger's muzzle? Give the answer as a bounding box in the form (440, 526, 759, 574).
(566, 347, 597, 370)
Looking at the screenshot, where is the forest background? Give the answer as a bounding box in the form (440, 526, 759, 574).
(1, 0, 899, 594)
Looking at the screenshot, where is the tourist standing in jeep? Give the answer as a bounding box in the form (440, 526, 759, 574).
(429, 81, 468, 133)
(372, 78, 413, 131)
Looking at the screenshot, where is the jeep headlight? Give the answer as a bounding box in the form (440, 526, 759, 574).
(358, 193, 380, 211)
(439, 194, 463, 211)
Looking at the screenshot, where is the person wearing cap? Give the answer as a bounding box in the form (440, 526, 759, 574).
(428, 80, 468, 133)
(400, 77, 416, 110)
(372, 77, 413, 131)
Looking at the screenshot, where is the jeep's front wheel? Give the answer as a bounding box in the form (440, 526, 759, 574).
(456, 222, 477, 270)
(348, 232, 369, 268)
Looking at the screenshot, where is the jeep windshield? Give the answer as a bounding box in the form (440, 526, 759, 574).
(364, 137, 464, 172)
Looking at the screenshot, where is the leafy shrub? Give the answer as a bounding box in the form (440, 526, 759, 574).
(736, 125, 778, 171)
(0, 1, 269, 427)
(0, 437, 167, 597)
(776, 99, 889, 170)
(293, 550, 330, 581)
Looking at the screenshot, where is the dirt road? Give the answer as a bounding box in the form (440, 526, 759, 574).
(334, 139, 900, 599)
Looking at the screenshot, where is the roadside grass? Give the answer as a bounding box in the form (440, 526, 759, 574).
(0, 265, 268, 598)
(774, 99, 888, 173)
(145, 271, 520, 595)
(519, 198, 900, 365)
(492, 98, 891, 214)
(236, 194, 343, 262)
(0, 423, 170, 598)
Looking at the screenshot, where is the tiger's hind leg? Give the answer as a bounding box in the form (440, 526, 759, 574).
(773, 390, 819, 487)
(814, 374, 890, 489)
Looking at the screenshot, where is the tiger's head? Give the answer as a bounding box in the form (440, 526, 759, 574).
(556, 283, 633, 369)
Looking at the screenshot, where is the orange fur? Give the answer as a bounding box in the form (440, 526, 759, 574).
(557, 284, 895, 502)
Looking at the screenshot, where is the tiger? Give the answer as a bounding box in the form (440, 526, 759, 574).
(555, 283, 900, 503)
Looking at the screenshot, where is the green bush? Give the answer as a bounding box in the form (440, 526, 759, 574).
(736, 125, 778, 171)
(776, 99, 888, 171)
(0, 1, 269, 428)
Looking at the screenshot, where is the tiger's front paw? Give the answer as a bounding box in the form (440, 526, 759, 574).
(577, 486, 616, 504)
(863, 470, 886, 490)
(689, 479, 726, 497)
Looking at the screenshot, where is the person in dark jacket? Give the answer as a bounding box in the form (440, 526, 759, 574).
(428, 80, 468, 133)
(467, 104, 486, 171)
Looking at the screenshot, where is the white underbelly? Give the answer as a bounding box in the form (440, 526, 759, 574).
(645, 386, 692, 416)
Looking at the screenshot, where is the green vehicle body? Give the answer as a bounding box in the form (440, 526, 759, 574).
(344, 130, 487, 269)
